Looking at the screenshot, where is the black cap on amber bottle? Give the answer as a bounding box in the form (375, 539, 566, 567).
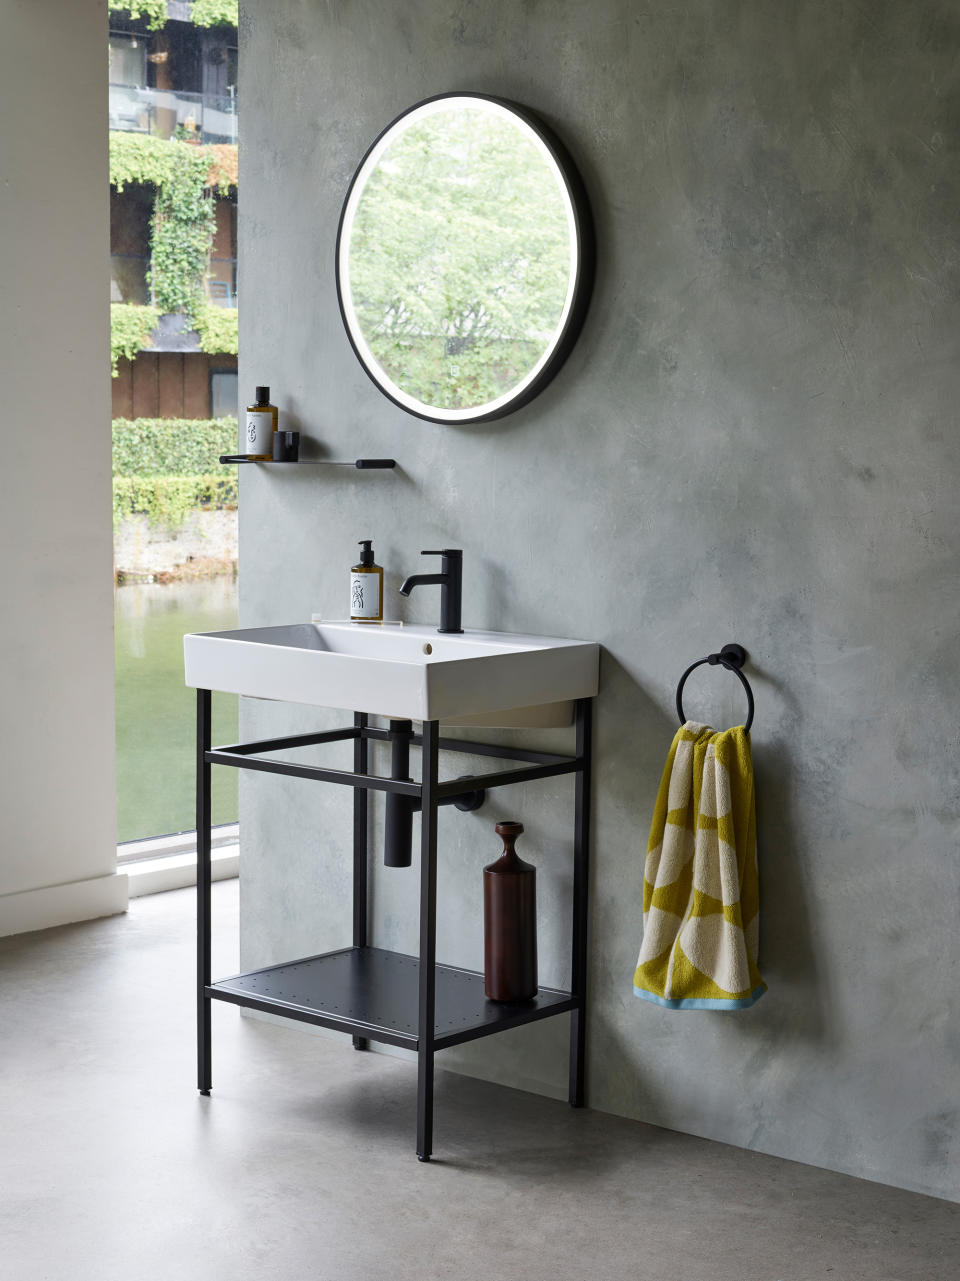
(255, 385, 270, 404)
(357, 540, 374, 566)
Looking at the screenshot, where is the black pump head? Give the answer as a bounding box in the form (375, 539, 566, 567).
(357, 540, 374, 567)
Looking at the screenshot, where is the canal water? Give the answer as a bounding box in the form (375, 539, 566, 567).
(115, 578, 238, 843)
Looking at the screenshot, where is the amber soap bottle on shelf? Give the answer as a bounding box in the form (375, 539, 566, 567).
(350, 540, 383, 623)
(243, 385, 278, 460)
(483, 821, 538, 1002)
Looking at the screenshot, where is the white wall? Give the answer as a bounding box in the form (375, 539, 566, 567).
(0, 0, 126, 935)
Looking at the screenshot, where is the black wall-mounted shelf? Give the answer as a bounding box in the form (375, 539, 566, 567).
(220, 455, 396, 468)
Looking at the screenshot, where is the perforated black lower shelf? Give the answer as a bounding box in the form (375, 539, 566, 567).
(208, 945, 576, 1051)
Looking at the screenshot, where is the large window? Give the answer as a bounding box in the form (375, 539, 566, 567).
(111, 10, 240, 855)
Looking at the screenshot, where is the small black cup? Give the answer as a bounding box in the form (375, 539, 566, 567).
(272, 430, 300, 462)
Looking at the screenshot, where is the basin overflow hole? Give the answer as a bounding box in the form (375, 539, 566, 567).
(422, 643, 433, 655)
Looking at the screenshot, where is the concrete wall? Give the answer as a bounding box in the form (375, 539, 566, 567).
(0, 0, 126, 934)
(239, 1, 960, 1200)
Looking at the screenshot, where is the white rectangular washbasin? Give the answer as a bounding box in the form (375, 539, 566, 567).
(183, 621, 599, 727)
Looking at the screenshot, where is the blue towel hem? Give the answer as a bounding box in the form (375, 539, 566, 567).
(633, 983, 767, 1010)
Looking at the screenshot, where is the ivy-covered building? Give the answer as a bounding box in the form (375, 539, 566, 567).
(109, 1, 238, 419)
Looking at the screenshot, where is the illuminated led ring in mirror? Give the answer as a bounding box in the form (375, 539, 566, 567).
(336, 93, 595, 424)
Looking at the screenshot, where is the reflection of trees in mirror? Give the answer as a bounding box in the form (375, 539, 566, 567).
(348, 108, 570, 411)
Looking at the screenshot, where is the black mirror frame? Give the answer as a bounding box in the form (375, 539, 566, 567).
(335, 92, 596, 425)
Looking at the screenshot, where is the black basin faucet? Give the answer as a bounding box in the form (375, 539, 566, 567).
(399, 549, 463, 634)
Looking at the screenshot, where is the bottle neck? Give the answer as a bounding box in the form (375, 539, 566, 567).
(500, 832, 519, 862)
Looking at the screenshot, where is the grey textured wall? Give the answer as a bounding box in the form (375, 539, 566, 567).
(238, 1, 959, 1200)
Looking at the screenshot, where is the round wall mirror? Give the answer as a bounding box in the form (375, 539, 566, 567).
(336, 93, 594, 424)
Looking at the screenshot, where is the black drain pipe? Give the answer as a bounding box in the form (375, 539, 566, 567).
(383, 719, 486, 867)
(384, 720, 416, 867)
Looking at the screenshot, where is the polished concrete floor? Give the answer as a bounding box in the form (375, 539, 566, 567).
(1, 882, 957, 1281)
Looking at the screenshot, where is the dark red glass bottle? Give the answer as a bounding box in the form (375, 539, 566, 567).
(483, 821, 538, 1002)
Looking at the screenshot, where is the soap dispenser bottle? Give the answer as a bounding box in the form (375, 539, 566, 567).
(243, 385, 278, 460)
(350, 540, 383, 623)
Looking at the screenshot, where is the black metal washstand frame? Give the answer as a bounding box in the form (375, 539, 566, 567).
(196, 693, 594, 1161)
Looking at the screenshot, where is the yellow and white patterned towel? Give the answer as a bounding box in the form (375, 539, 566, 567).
(633, 721, 766, 1010)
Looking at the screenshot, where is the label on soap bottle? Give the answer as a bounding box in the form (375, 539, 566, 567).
(244, 410, 273, 456)
(350, 573, 380, 619)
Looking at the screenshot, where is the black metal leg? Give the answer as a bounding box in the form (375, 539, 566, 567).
(416, 719, 439, 1161)
(197, 688, 212, 1095)
(352, 712, 369, 1051)
(569, 697, 592, 1108)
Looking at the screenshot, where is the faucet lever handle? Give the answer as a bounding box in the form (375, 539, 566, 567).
(420, 548, 462, 557)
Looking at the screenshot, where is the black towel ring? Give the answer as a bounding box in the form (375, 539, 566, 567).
(675, 643, 755, 733)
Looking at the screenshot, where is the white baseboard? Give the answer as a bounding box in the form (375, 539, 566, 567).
(0, 871, 129, 939)
(0, 843, 239, 935)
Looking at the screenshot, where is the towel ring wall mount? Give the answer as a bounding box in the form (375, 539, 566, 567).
(675, 643, 755, 733)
